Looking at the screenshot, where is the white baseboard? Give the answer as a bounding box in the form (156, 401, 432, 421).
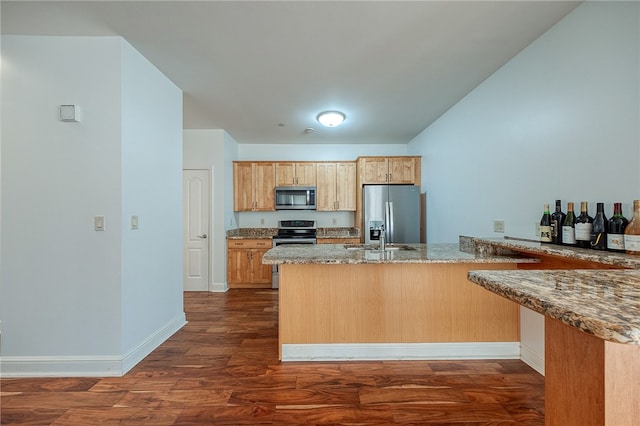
(520, 342, 545, 375)
(209, 281, 228, 292)
(0, 313, 186, 378)
(281, 342, 520, 362)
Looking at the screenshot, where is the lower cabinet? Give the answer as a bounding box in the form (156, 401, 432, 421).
(227, 239, 272, 288)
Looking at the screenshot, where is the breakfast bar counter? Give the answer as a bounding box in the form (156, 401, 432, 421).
(464, 237, 640, 426)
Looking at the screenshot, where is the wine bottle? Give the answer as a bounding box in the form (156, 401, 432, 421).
(607, 202, 628, 252)
(574, 201, 593, 249)
(539, 203, 552, 243)
(624, 200, 640, 255)
(550, 199, 566, 245)
(590, 202, 607, 250)
(562, 202, 576, 246)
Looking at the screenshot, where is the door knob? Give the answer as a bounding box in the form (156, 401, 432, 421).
(198, 234, 207, 239)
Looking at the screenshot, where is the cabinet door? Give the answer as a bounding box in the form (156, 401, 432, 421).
(233, 162, 254, 211)
(360, 157, 389, 184)
(253, 162, 276, 211)
(336, 162, 356, 211)
(295, 163, 317, 186)
(250, 248, 273, 285)
(316, 163, 337, 211)
(388, 157, 416, 184)
(275, 163, 296, 186)
(227, 248, 252, 285)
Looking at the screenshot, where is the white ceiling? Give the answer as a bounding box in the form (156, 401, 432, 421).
(2, 1, 581, 144)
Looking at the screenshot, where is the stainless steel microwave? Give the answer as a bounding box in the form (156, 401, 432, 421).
(274, 186, 316, 210)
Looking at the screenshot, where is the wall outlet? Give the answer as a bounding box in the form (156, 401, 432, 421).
(260, 218, 265, 225)
(493, 220, 505, 233)
(332, 218, 337, 225)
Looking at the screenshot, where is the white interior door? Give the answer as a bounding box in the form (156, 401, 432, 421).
(183, 169, 210, 291)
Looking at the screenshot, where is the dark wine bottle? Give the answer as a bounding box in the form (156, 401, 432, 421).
(550, 199, 566, 245)
(539, 203, 552, 243)
(590, 202, 607, 250)
(574, 201, 593, 249)
(562, 202, 576, 246)
(607, 202, 628, 252)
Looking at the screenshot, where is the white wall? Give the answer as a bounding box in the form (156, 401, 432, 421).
(1, 36, 184, 376)
(237, 143, 407, 161)
(120, 40, 184, 364)
(408, 1, 639, 373)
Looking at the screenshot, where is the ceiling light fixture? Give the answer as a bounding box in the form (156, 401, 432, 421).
(317, 111, 345, 127)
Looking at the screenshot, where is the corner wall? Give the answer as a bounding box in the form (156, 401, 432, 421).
(1, 36, 184, 376)
(408, 2, 640, 374)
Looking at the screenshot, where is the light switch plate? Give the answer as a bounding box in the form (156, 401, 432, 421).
(94, 215, 105, 231)
(131, 215, 139, 230)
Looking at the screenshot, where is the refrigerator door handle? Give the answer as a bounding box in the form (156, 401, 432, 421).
(388, 201, 394, 241)
(384, 201, 390, 240)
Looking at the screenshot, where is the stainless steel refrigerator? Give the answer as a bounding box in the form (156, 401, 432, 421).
(363, 184, 423, 244)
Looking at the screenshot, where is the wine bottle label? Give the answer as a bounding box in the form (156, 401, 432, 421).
(540, 225, 552, 242)
(607, 234, 625, 250)
(562, 226, 576, 244)
(624, 234, 640, 251)
(575, 223, 592, 241)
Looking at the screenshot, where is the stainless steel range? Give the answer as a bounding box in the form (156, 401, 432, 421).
(272, 220, 317, 289)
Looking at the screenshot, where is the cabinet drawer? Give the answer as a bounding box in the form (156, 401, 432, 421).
(317, 238, 360, 245)
(227, 239, 273, 249)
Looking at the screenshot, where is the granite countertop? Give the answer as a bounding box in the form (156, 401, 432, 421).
(468, 236, 640, 269)
(226, 228, 277, 239)
(467, 269, 640, 344)
(262, 243, 539, 265)
(226, 227, 360, 240)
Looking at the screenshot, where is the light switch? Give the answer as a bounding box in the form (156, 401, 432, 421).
(131, 215, 139, 230)
(94, 215, 105, 231)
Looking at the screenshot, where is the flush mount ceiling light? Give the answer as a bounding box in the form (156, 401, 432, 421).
(317, 111, 345, 127)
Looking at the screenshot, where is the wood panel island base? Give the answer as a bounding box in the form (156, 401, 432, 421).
(263, 243, 538, 362)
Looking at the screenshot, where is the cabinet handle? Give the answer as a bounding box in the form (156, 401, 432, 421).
(389, 173, 392, 182)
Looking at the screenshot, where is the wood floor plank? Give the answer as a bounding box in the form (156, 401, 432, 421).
(1, 290, 545, 425)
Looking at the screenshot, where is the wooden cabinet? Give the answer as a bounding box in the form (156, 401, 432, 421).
(316, 162, 356, 211)
(227, 239, 273, 288)
(233, 162, 276, 211)
(358, 156, 420, 184)
(317, 237, 360, 245)
(275, 162, 316, 186)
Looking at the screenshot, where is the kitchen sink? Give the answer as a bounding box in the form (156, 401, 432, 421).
(343, 243, 416, 251)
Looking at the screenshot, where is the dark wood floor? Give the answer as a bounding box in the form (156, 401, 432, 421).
(1, 290, 545, 425)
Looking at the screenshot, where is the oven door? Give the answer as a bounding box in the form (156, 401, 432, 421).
(271, 238, 316, 289)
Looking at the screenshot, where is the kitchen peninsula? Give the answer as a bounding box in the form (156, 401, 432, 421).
(466, 237, 640, 426)
(262, 243, 538, 361)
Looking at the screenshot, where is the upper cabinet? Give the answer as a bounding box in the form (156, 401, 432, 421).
(358, 156, 421, 185)
(316, 162, 356, 211)
(275, 162, 316, 187)
(233, 162, 276, 211)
